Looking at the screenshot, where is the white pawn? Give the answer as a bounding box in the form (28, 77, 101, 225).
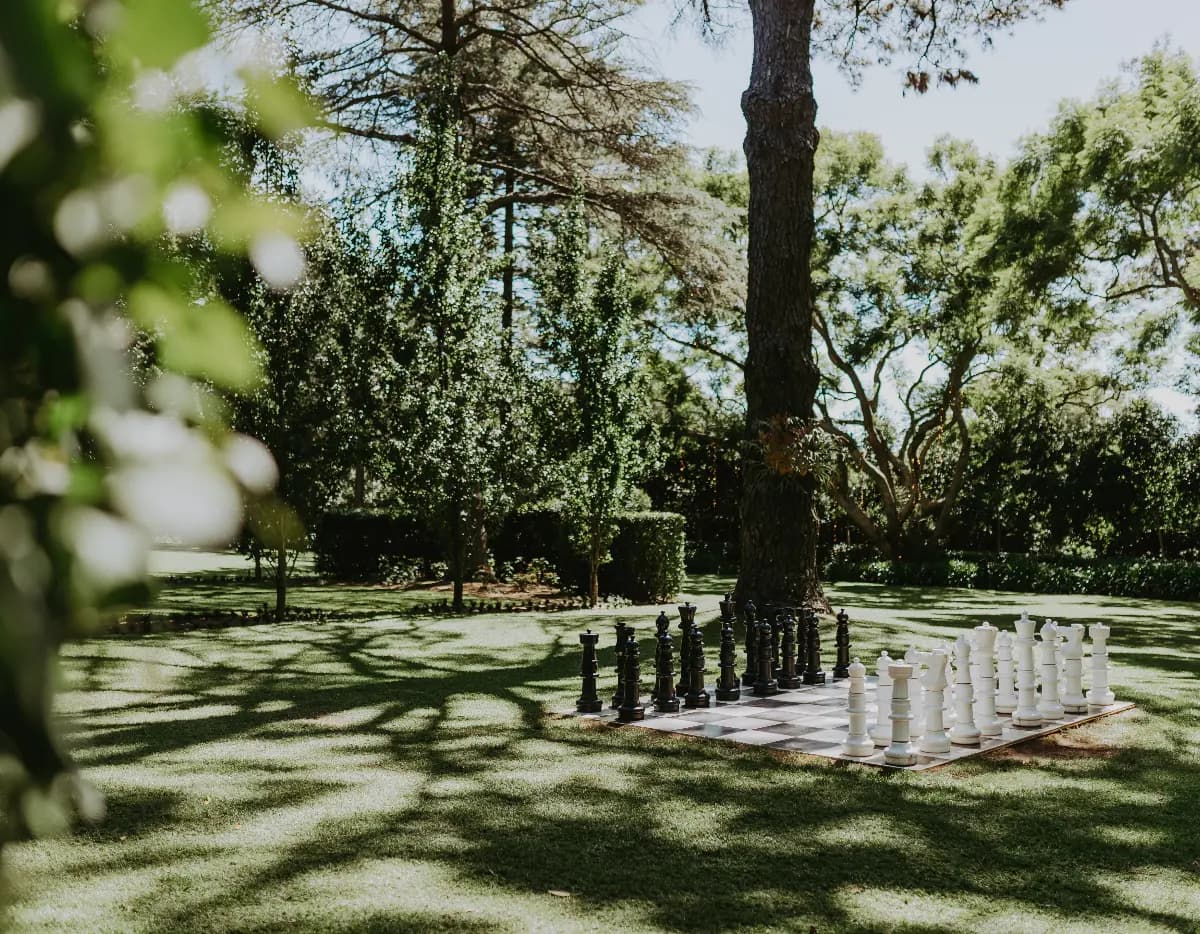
(1012, 614, 1042, 728)
(884, 661, 918, 766)
(972, 623, 1003, 737)
(1086, 622, 1116, 708)
(904, 647, 925, 737)
(841, 658, 875, 757)
(1050, 619, 1067, 695)
(950, 635, 981, 746)
(869, 651, 894, 745)
(995, 631, 1018, 714)
(1037, 621, 1065, 720)
(1060, 624, 1088, 713)
(916, 649, 951, 754)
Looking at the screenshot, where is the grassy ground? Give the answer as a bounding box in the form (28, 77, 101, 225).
(5, 563, 1200, 932)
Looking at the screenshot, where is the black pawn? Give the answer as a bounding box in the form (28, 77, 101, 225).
(777, 611, 802, 689)
(651, 611, 671, 701)
(611, 620, 628, 709)
(676, 611, 693, 698)
(577, 629, 603, 712)
(618, 629, 645, 722)
(653, 629, 680, 713)
(802, 605, 826, 685)
(685, 626, 711, 708)
(716, 614, 741, 701)
(719, 593, 735, 627)
(753, 617, 778, 696)
(741, 599, 759, 686)
(833, 608, 852, 680)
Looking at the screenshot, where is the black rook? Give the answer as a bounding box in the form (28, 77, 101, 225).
(577, 629, 603, 712)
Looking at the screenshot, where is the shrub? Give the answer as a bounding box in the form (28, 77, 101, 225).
(314, 510, 439, 581)
(600, 511, 686, 603)
(825, 551, 1200, 601)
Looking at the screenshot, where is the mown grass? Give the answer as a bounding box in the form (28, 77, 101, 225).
(5, 564, 1199, 932)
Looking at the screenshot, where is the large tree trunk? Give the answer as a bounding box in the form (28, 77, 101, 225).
(736, 0, 825, 610)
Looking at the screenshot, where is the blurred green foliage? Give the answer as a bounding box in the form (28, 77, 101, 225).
(0, 0, 308, 844)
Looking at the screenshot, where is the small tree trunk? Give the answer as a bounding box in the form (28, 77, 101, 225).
(736, 0, 825, 611)
(589, 535, 600, 608)
(352, 463, 365, 508)
(253, 544, 262, 582)
(274, 536, 287, 621)
(450, 500, 465, 611)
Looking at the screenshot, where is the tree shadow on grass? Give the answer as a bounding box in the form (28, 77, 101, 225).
(23, 600, 1200, 933)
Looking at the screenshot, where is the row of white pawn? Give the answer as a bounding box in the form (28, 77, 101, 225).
(839, 614, 1117, 766)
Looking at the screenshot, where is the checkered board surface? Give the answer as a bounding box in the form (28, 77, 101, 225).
(569, 678, 1133, 770)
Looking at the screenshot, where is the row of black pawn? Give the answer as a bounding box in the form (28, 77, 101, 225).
(577, 594, 854, 722)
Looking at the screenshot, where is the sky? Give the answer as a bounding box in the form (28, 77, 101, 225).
(630, 0, 1200, 171)
(627, 0, 1200, 422)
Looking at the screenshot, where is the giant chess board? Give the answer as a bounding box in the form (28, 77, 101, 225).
(569, 678, 1133, 770)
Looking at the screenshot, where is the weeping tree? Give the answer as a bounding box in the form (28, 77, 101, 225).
(535, 204, 645, 606)
(696, 0, 1072, 606)
(399, 67, 507, 611)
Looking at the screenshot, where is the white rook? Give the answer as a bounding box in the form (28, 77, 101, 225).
(869, 650, 894, 745)
(841, 658, 875, 757)
(950, 635, 981, 746)
(1037, 621, 1065, 720)
(1060, 624, 1088, 713)
(972, 623, 1003, 736)
(916, 649, 951, 754)
(1012, 614, 1042, 727)
(884, 661, 918, 766)
(1086, 622, 1116, 708)
(995, 631, 1018, 714)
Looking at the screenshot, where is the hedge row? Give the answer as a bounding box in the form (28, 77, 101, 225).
(314, 508, 686, 603)
(825, 552, 1200, 601)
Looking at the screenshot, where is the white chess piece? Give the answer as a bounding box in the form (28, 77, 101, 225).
(1060, 624, 1088, 713)
(995, 631, 1018, 714)
(841, 658, 875, 757)
(904, 647, 925, 737)
(1011, 614, 1042, 727)
(884, 661, 918, 766)
(1050, 619, 1067, 696)
(1037, 621, 1065, 720)
(1086, 622, 1116, 708)
(940, 643, 956, 727)
(916, 649, 951, 754)
(950, 635, 981, 746)
(869, 651, 894, 745)
(972, 623, 1003, 736)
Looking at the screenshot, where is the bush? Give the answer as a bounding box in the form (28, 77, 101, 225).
(600, 511, 687, 603)
(314, 510, 439, 581)
(825, 551, 1200, 602)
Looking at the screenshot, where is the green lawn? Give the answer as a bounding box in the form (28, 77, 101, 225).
(6, 571, 1200, 932)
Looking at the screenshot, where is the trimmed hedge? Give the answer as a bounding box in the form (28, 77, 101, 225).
(314, 510, 438, 581)
(825, 552, 1200, 601)
(600, 511, 687, 603)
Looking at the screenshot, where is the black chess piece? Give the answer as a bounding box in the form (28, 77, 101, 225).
(651, 611, 671, 701)
(618, 629, 645, 722)
(777, 610, 802, 688)
(802, 605, 826, 685)
(769, 607, 782, 679)
(741, 599, 759, 686)
(752, 617, 778, 696)
(577, 629, 603, 712)
(719, 592, 735, 627)
(611, 620, 628, 709)
(684, 626, 711, 708)
(676, 608, 694, 698)
(716, 613, 741, 701)
(653, 628, 680, 713)
(833, 608, 852, 680)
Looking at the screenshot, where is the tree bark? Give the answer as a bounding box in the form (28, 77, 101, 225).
(736, 0, 825, 610)
(588, 532, 600, 608)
